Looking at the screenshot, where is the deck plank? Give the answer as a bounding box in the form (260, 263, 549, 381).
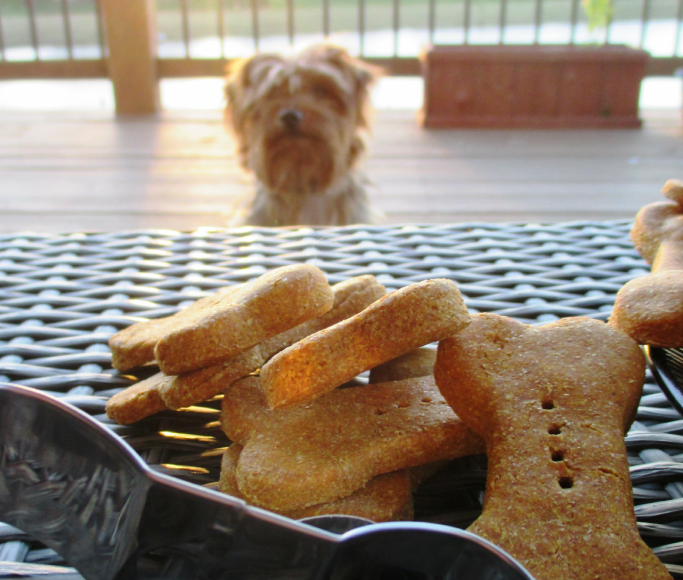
(0, 109, 680, 233)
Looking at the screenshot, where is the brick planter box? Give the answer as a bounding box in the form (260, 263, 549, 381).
(419, 45, 650, 129)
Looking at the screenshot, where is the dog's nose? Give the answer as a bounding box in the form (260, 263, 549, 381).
(279, 109, 303, 130)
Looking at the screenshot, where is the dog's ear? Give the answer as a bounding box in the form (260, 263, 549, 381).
(310, 45, 383, 95)
(224, 53, 285, 165)
(308, 45, 383, 130)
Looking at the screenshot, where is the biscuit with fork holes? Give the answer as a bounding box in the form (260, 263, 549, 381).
(435, 313, 670, 580)
(220, 375, 484, 511)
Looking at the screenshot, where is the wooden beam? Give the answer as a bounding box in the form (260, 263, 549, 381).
(157, 57, 423, 78)
(0, 60, 107, 79)
(157, 55, 682, 80)
(100, 0, 159, 115)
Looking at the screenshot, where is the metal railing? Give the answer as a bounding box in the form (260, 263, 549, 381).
(0, 0, 681, 111)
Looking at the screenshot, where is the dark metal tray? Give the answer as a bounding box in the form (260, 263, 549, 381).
(1, 222, 682, 578)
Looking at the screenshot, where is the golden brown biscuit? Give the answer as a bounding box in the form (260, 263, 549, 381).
(219, 444, 414, 522)
(155, 264, 334, 375)
(435, 313, 670, 580)
(109, 285, 242, 371)
(104, 373, 168, 425)
(220, 375, 484, 511)
(369, 348, 436, 384)
(159, 275, 386, 409)
(610, 179, 683, 347)
(260, 278, 470, 408)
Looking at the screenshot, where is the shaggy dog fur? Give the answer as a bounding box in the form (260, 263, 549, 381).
(224, 45, 381, 227)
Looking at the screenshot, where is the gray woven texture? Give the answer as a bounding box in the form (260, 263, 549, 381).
(0, 222, 682, 578)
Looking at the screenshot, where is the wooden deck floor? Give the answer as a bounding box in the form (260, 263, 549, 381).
(0, 108, 681, 233)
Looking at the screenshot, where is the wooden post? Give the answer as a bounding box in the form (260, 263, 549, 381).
(100, 0, 159, 115)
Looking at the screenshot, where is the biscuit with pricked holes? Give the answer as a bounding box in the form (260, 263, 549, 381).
(369, 347, 436, 384)
(219, 443, 415, 522)
(260, 278, 469, 409)
(159, 275, 386, 409)
(152, 264, 334, 376)
(219, 375, 484, 511)
(105, 373, 168, 425)
(434, 313, 671, 580)
(610, 179, 683, 347)
(109, 285, 242, 372)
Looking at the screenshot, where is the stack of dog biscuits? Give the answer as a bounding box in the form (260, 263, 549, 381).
(106, 265, 383, 423)
(218, 278, 481, 520)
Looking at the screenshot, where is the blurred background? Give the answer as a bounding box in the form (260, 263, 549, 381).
(0, 0, 681, 232)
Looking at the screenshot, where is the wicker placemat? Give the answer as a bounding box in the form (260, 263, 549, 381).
(1, 222, 682, 578)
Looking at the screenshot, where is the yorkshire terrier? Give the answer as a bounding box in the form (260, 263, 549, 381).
(224, 45, 382, 227)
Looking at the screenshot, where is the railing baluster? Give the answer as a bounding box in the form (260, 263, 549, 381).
(25, 0, 40, 61)
(533, 0, 542, 43)
(499, 0, 508, 44)
(94, 0, 106, 58)
(569, 0, 579, 44)
(287, 0, 294, 47)
(428, 0, 436, 44)
(217, 0, 226, 58)
(61, 0, 73, 59)
(0, 5, 6, 62)
(180, 0, 190, 57)
(251, 0, 260, 51)
(463, 0, 471, 44)
(323, 0, 330, 38)
(640, 0, 651, 48)
(393, 0, 399, 56)
(358, 0, 365, 56)
(674, 0, 683, 55)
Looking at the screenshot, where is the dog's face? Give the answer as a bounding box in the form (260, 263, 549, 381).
(225, 45, 378, 196)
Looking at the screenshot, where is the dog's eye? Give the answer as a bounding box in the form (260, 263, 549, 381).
(314, 86, 331, 99)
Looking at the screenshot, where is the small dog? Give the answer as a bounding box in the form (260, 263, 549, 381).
(224, 45, 381, 227)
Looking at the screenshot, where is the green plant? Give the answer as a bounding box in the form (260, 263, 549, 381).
(582, 0, 613, 31)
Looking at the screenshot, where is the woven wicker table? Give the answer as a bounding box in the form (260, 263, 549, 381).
(1, 222, 682, 579)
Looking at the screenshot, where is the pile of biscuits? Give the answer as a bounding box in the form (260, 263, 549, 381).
(106, 180, 683, 580)
(106, 264, 484, 522)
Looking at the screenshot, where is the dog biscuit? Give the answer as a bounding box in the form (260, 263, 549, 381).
(220, 375, 484, 511)
(105, 373, 168, 425)
(369, 348, 436, 384)
(610, 179, 683, 347)
(434, 313, 670, 580)
(160, 275, 386, 409)
(260, 278, 469, 408)
(154, 264, 333, 375)
(109, 285, 242, 371)
(219, 443, 414, 522)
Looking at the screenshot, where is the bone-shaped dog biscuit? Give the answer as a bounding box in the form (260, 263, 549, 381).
(610, 179, 683, 347)
(220, 375, 484, 511)
(260, 278, 469, 408)
(219, 443, 415, 522)
(154, 264, 334, 375)
(434, 313, 671, 580)
(109, 285, 242, 371)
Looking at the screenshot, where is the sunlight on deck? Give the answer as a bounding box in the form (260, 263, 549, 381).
(0, 76, 680, 112)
